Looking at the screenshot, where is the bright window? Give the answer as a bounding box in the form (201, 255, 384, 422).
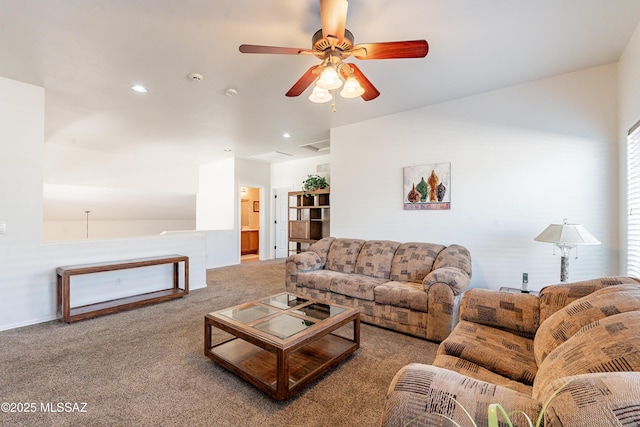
(628, 120, 640, 276)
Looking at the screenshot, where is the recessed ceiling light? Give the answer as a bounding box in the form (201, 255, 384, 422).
(283, 133, 291, 138)
(131, 85, 148, 93)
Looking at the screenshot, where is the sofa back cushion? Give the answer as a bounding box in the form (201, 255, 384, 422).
(432, 244, 472, 277)
(538, 276, 640, 324)
(460, 288, 540, 337)
(533, 310, 640, 401)
(325, 238, 366, 274)
(308, 236, 336, 266)
(534, 284, 640, 365)
(389, 243, 445, 283)
(354, 240, 401, 279)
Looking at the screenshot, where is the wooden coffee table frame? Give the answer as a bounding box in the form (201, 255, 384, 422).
(204, 292, 360, 401)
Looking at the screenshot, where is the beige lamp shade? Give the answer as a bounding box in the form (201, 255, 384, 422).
(534, 219, 600, 246)
(534, 219, 600, 282)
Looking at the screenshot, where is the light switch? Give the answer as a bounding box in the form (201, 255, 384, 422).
(0, 224, 6, 234)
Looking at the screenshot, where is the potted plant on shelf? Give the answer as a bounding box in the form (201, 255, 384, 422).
(302, 174, 329, 196)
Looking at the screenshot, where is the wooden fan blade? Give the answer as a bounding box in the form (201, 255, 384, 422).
(347, 63, 380, 101)
(320, 0, 348, 43)
(286, 66, 320, 97)
(352, 40, 429, 60)
(239, 44, 313, 55)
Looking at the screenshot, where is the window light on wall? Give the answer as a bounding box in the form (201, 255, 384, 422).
(628, 119, 640, 277)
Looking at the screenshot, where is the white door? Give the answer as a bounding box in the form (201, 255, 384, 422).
(274, 187, 290, 258)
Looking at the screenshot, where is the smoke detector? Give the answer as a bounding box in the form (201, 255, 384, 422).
(187, 72, 203, 82)
(225, 88, 238, 97)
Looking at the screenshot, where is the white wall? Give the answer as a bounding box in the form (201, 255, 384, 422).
(197, 158, 235, 230)
(0, 76, 207, 331)
(271, 154, 331, 190)
(195, 157, 271, 264)
(618, 20, 640, 273)
(330, 65, 619, 291)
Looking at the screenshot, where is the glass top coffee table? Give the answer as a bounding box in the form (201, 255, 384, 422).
(204, 292, 360, 401)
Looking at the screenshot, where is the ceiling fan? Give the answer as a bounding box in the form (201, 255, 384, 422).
(239, 0, 429, 104)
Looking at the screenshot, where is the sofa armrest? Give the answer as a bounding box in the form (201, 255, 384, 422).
(425, 282, 463, 342)
(423, 265, 471, 342)
(460, 288, 540, 337)
(423, 266, 471, 295)
(381, 363, 541, 427)
(285, 251, 323, 291)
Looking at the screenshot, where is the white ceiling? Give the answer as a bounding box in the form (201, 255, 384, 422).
(2, 0, 640, 221)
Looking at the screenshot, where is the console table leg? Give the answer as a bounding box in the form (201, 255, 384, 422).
(173, 262, 179, 290)
(62, 275, 71, 322)
(56, 274, 62, 318)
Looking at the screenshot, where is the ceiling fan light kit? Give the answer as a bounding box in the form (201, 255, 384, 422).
(316, 66, 342, 90)
(239, 0, 429, 108)
(309, 85, 333, 103)
(340, 76, 364, 98)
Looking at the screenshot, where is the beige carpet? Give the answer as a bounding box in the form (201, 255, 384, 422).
(0, 260, 438, 427)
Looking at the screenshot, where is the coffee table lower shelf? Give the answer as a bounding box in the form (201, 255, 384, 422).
(206, 332, 357, 400)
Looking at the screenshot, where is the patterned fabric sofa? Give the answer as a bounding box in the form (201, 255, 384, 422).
(381, 276, 640, 426)
(285, 237, 472, 342)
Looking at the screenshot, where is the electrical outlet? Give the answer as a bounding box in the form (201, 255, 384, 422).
(0, 224, 6, 234)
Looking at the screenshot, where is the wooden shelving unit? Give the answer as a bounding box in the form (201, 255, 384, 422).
(288, 189, 330, 255)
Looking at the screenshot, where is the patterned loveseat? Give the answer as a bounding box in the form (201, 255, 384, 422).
(381, 276, 640, 426)
(285, 237, 472, 342)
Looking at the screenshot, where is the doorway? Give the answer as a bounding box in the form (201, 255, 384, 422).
(240, 186, 260, 263)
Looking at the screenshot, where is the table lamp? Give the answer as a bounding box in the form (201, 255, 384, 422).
(534, 219, 600, 282)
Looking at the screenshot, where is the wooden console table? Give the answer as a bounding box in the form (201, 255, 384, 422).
(57, 254, 189, 323)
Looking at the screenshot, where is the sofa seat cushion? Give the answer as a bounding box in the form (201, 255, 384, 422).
(534, 284, 640, 365)
(432, 354, 533, 395)
(438, 320, 537, 386)
(295, 270, 344, 292)
(389, 242, 445, 283)
(330, 273, 387, 301)
(374, 281, 428, 312)
(533, 310, 640, 401)
(325, 238, 366, 274)
(354, 240, 400, 279)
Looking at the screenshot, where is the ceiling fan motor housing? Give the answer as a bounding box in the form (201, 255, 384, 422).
(312, 29, 354, 59)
